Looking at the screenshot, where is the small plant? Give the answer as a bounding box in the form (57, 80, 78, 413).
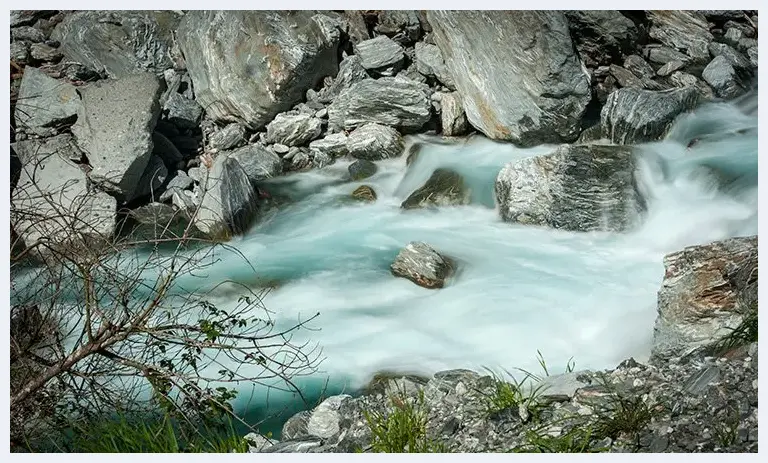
(362, 387, 445, 453)
(593, 394, 657, 441)
(709, 302, 758, 354)
(513, 424, 608, 453)
(481, 369, 545, 421)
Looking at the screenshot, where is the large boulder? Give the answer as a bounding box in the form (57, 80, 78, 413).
(11, 135, 116, 259)
(651, 236, 757, 360)
(564, 11, 639, 66)
(600, 87, 700, 145)
(228, 144, 283, 185)
(72, 73, 164, 201)
(427, 11, 591, 146)
(494, 144, 645, 232)
(391, 241, 455, 289)
(328, 77, 432, 132)
(702, 56, 747, 100)
(346, 123, 405, 161)
(401, 169, 470, 209)
(50, 10, 182, 78)
(177, 11, 341, 130)
(14, 67, 80, 137)
(647, 11, 713, 62)
(375, 10, 422, 45)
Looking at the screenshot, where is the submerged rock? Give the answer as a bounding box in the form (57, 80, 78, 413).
(350, 185, 377, 202)
(123, 202, 194, 241)
(348, 160, 377, 181)
(391, 241, 454, 289)
(495, 144, 645, 232)
(401, 169, 470, 209)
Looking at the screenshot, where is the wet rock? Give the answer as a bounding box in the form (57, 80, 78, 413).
(401, 169, 470, 209)
(351, 185, 377, 202)
(440, 92, 468, 136)
(29, 42, 62, 62)
(353, 36, 405, 76)
(124, 202, 193, 241)
(428, 11, 591, 145)
(495, 144, 644, 232)
(624, 55, 656, 80)
(12, 26, 46, 43)
(265, 114, 323, 147)
(414, 42, 455, 89)
(346, 123, 405, 161)
(228, 144, 283, 185)
(208, 123, 247, 151)
(651, 235, 757, 360)
(375, 10, 422, 45)
(163, 93, 203, 130)
(14, 66, 80, 137)
(601, 87, 700, 145)
(565, 11, 639, 65)
(703, 56, 746, 99)
(348, 160, 377, 181)
(178, 11, 340, 130)
(328, 77, 432, 132)
(391, 241, 454, 289)
(309, 133, 349, 159)
(51, 10, 181, 78)
(647, 11, 713, 61)
(72, 73, 164, 201)
(317, 55, 369, 104)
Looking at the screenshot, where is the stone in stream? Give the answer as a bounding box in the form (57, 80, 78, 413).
(702, 56, 747, 100)
(309, 133, 349, 159)
(401, 169, 470, 209)
(494, 144, 645, 232)
(346, 123, 405, 161)
(348, 159, 377, 181)
(228, 144, 284, 185)
(265, 113, 323, 147)
(391, 241, 455, 289)
(350, 185, 377, 202)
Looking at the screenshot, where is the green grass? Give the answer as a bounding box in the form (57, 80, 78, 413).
(592, 394, 657, 440)
(709, 302, 758, 354)
(512, 423, 609, 453)
(481, 368, 546, 421)
(361, 388, 445, 453)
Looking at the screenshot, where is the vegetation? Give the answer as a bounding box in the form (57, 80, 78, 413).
(480, 368, 546, 421)
(513, 422, 608, 453)
(709, 301, 758, 355)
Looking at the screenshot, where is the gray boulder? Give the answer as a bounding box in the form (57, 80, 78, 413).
(657, 60, 686, 77)
(265, 113, 323, 147)
(328, 77, 431, 132)
(401, 169, 470, 209)
(72, 73, 164, 201)
(708, 42, 754, 73)
(30, 43, 63, 62)
(14, 66, 80, 137)
(11, 41, 30, 64)
(353, 36, 405, 75)
(11, 11, 51, 27)
(600, 87, 700, 145)
(609, 65, 644, 89)
(746, 47, 757, 68)
(317, 55, 369, 104)
(428, 11, 591, 146)
(391, 241, 454, 289)
(494, 144, 645, 232)
(375, 10, 422, 45)
(11, 135, 116, 259)
(623, 55, 656, 79)
(51, 10, 182, 78)
(348, 159, 377, 181)
(651, 236, 757, 360)
(133, 155, 168, 201)
(12, 26, 46, 43)
(644, 45, 691, 65)
(414, 42, 455, 89)
(164, 93, 203, 130)
(702, 56, 746, 100)
(178, 11, 340, 130)
(228, 144, 283, 185)
(440, 92, 468, 136)
(346, 123, 405, 161)
(564, 11, 639, 65)
(158, 171, 195, 203)
(208, 123, 247, 151)
(647, 11, 713, 61)
(309, 133, 349, 158)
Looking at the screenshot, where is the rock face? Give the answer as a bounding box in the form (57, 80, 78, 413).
(495, 144, 645, 232)
(427, 11, 591, 146)
(265, 114, 323, 147)
(652, 236, 757, 360)
(401, 169, 470, 209)
(391, 241, 454, 289)
(178, 11, 340, 130)
(353, 36, 405, 75)
(647, 11, 713, 62)
(11, 135, 116, 258)
(600, 87, 700, 145)
(193, 154, 261, 239)
(328, 77, 432, 132)
(14, 67, 80, 137)
(51, 11, 181, 78)
(72, 73, 164, 201)
(346, 124, 405, 161)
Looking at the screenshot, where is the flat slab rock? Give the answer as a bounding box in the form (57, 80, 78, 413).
(391, 241, 454, 289)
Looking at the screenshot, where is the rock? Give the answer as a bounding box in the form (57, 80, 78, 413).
(346, 123, 405, 161)
(341, 11, 369, 44)
(158, 171, 194, 200)
(309, 133, 349, 158)
(72, 73, 164, 201)
(317, 55, 369, 104)
(644, 45, 691, 65)
(272, 144, 290, 156)
(701, 10, 749, 22)
(51, 11, 181, 78)
(29, 43, 63, 62)
(564, 11, 639, 65)
(14, 66, 80, 137)
(348, 160, 377, 181)
(11, 135, 116, 259)
(37, 61, 102, 82)
(163, 93, 203, 130)
(208, 123, 247, 151)
(133, 156, 168, 201)
(600, 87, 700, 145)
(657, 61, 686, 77)
(702, 56, 746, 99)
(353, 36, 405, 75)
(440, 92, 468, 136)
(610, 65, 644, 88)
(12, 26, 46, 43)
(391, 241, 454, 289)
(428, 11, 591, 146)
(10, 41, 30, 63)
(537, 371, 592, 401)
(178, 11, 340, 130)
(738, 38, 758, 55)
(746, 48, 757, 68)
(124, 202, 193, 241)
(401, 169, 470, 209)
(261, 438, 322, 453)
(723, 28, 744, 48)
(151, 131, 184, 167)
(669, 71, 700, 89)
(228, 145, 283, 185)
(351, 185, 377, 202)
(244, 433, 275, 453)
(414, 42, 455, 89)
(265, 114, 323, 147)
(647, 11, 713, 61)
(708, 42, 753, 73)
(328, 77, 431, 132)
(494, 144, 644, 232)
(375, 10, 422, 45)
(193, 153, 261, 239)
(11, 11, 52, 27)
(651, 236, 757, 360)
(623, 55, 656, 80)
(311, 150, 333, 169)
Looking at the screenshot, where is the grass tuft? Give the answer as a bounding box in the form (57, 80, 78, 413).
(513, 423, 609, 453)
(481, 368, 546, 421)
(710, 303, 757, 354)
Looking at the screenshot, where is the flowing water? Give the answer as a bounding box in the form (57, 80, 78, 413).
(12, 93, 759, 437)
